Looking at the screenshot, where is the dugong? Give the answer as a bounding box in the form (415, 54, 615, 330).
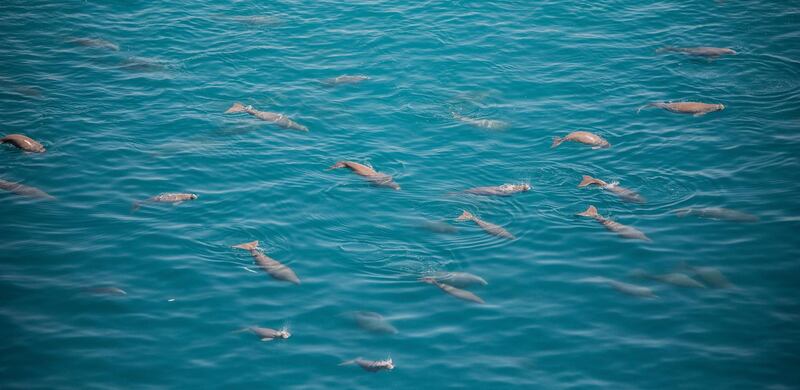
(328, 161, 400, 190)
(637, 102, 724, 116)
(240, 326, 291, 341)
(456, 210, 514, 240)
(225, 102, 308, 131)
(133, 193, 197, 210)
(552, 131, 610, 149)
(431, 271, 488, 288)
(232, 240, 300, 285)
(350, 311, 398, 334)
(464, 183, 531, 197)
(629, 269, 705, 288)
(324, 75, 369, 86)
(0, 179, 55, 200)
(607, 280, 658, 298)
(420, 277, 485, 304)
(452, 112, 508, 130)
(340, 357, 394, 372)
(675, 207, 759, 222)
(578, 175, 645, 203)
(1, 134, 45, 153)
(71, 37, 119, 51)
(657, 46, 737, 57)
(678, 263, 733, 288)
(576, 205, 650, 241)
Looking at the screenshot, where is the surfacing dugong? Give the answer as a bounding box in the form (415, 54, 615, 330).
(328, 161, 400, 190)
(225, 102, 308, 131)
(133, 193, 197, 211)
(456, 210, 515, 240)
(420, 277, 485, 304)
(0, 179, 55, 200)
(232, 240, 300, 284)
(552, 131, 610, 149)
(579, 175, 645, 203)
(637, 102, 724, 116)
(239, 326, 291, 341)
(340, 357, 394, 372)
(657, 46, 737, 57)
(324, 75, 369, 86)
(1, 134, 45, 153)
(576, 205, 650, 241)
(464, 183, 531, 197)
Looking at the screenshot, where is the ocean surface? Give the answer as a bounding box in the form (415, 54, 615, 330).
(2, 1, 800, 389)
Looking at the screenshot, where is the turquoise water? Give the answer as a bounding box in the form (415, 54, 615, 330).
(2, 0, 800, 388)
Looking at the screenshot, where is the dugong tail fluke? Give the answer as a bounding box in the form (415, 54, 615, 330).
(636, 103, 657, 114)
(576, 205, 599, 218)
(232, 240, 259, 251)
(551, 136, 564, 148)
(578, 175, 605, 188)
(225, 102, 247, 114)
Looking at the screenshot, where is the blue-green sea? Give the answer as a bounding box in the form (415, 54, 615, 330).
(2, 1, 800, 389)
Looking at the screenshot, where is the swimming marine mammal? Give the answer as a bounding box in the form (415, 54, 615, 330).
(240, 326, 291, 341)
(675, 207, 759, 222)
(133, 193, 197, 210)
(420, 277, 485, 304)
(225, 102, 308, 131)
(328, 161, 400, 190)
(340, 357, 394, 372)
(576, 205, 650, 241)
(324, 75, 369, 86)
(637, 102, 724, 116)
(578, 175, 645, 203)
(350, 311, 398, 334)
(451, 112, 508, 130)
(629, 269, 705, 288)
(71, 37, 119, 51)
(430, 272, 488, 288)
(232, 240, 300, 284)
(464, 183, 531, 196)
(456, 210, 515, 239)
(657, 46, 737, 57)
(552, 131, 610, 149)
(0, 179, 55, 200)
(1, 134, 45, 153)
(607, 280, 657, 298)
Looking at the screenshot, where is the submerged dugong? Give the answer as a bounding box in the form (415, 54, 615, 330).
(350, 311, 398, 334)
(607, 280, 658, 298)
(240, 326, 291, 341)
(340, 357, 394, 372)
(657, 46, 737, 57)
(328, 161, 400, 190)
(420, 277, 485, 304)
(324, 75, 369, 86)
(579, 175, 645, 203)
(464, 183, 531, 197)
(232, 240, 300, 284)
(678, 263, 733, 288)
(431, 271, 488, 288)
(637, 102, 724, 116)
(630, 269, 705, 288)
(452, 112, 508, 130)
(71, 37, 119, 51)
(1, 134, 45, 153)
(552, 131, 610, 149)
(576, 205, 650, 241)
(133, 193, 197, 210)
(225, 102, 308, 131)
(456, 210, 515, 240)
(675, 207, 759, 222)
(0, 179, 55, 200)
